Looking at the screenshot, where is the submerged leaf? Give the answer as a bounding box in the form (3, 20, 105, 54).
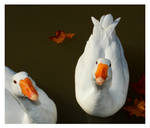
(131, 74, 145, 95)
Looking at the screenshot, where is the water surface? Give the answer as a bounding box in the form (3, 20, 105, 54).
(5, 5, 145, 123)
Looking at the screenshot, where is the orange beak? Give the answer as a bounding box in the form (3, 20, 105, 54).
(95, 63, 108, 86)
(19, 77, 39, 101)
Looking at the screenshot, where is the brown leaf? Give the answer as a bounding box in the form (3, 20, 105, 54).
(65, 33, 75, 39)
(49, 30, 75, 44)
(124, 98, 145, 118)
(131, 74, 145, 95)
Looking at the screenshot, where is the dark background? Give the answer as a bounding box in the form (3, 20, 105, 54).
(5, 5, 145, 123)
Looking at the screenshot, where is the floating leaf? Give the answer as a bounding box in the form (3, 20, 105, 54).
(124, 74, 145, 118)
(49, 30, 75, 44)
(124, 98, 145, 118)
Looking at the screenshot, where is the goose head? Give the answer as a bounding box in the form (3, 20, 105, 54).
(11, 72, 39, 101)
(93, 58, 112, 86)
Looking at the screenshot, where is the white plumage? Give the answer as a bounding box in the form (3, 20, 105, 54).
(75, 14, 129, 117)
(5, 66, 57, 123)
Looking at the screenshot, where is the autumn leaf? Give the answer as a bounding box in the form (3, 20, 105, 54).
(65, 33, 75, 39)
(131, 74, 145, 95)
(49, 30, 75, 44)
(124, 98, 145, 118)
(124, 74, 145, 118)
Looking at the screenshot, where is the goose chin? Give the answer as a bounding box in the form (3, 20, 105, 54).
(96, 77, 105, 86)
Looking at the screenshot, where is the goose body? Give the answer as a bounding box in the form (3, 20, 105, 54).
(5, 89, 32, 123)
(5, 66, 57, 123)
(75, 14, 129, 117)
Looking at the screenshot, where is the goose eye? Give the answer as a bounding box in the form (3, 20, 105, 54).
(96, 61, 98, 64)
(109, 64, 111, 67)
(13, 80, 17, 84)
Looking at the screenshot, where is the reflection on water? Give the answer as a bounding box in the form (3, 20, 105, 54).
(5, 5, 145, 123)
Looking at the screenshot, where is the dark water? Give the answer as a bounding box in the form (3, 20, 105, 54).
(5, 5, 145, 123)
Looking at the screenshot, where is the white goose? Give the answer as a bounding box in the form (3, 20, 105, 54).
(75, 14, 129, 117)
(5, 66, 57, 123)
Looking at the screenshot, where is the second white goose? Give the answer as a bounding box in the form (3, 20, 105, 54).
(5, 66, 57, 123)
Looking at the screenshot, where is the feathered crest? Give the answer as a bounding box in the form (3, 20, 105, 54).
(91, 14, 121, 47)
